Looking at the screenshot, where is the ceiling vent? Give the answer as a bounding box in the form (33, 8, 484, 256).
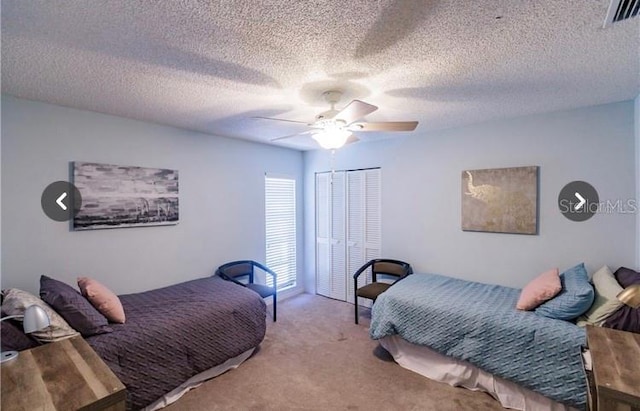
(603, 0, 640, 27)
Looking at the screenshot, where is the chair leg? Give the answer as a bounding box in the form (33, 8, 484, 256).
(354, 298, 359, 324)
(272, 294, 277, 322)
(354, 279, 359, 324)
(355, 303, 359, 324)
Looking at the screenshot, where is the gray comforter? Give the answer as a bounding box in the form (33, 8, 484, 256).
(370, 273, 586, 409)
(86, 276, 266, 410)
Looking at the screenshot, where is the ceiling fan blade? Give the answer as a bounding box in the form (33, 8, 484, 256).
(349, 121, 418, 132)
(270, 130, 315, 142)
(334, 100, 378, 125)
(345, 135, 360, 145)
(252, 116, 308, 125)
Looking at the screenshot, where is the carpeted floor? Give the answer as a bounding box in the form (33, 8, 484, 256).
(164, 293, 503, 411)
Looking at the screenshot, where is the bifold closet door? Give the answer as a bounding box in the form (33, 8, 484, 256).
(315, 171, 347, 301)
(346, 169, 381, 306)
(315, 172, 332, 298)
(316, 169, 381, 304)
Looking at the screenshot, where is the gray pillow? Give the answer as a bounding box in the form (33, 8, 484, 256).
(40, 275, 112, 337)
(615, 267, 640, 287)
(1, 316, 40, 351)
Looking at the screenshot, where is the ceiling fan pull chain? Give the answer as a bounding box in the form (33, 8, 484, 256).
(330, 149, 336, 173)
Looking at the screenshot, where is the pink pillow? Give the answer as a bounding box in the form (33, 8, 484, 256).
(77, 277, 126, 323)
(516, 268, 562, 310)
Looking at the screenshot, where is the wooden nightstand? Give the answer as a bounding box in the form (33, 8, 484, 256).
(1, 336, 126, 411)
(586, 326, 640, 411)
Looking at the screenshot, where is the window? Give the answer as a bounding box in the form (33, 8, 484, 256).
(265, 174, 297, 290)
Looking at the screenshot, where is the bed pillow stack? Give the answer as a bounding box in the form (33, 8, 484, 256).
(534, 263, 595, 321)
(576, 266, 624, 326)
(1, 288, 80, 342)
(39, 275, 113, 337)
(0, 275, 126, 350)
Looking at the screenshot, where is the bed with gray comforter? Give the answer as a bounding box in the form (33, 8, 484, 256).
(86, 276, 266, 410)
(370, 273, 586, 409)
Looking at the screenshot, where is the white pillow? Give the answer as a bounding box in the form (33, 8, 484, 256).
(577, 266, 623, 326)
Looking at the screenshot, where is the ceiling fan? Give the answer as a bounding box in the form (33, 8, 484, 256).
(255, 90, 419, 149)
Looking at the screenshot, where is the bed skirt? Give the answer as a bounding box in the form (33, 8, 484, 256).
(143, 347, 256, 411)
(379, 336, 580, 411)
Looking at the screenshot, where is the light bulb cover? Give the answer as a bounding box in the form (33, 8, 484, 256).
(23, 305, 50, 334)
(312, 129, 351, 150)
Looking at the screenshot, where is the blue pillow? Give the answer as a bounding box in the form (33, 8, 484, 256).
(535, 263, 594, 321)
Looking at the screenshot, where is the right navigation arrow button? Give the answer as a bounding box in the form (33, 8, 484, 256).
(558, 181, 599, 222)
(574, 192, 586, 211)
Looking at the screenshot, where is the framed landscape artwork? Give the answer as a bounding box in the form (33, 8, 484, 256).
(461, 166, 538, 235)
(73, 162, 179, 230)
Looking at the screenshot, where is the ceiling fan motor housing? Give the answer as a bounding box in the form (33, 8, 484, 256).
(315, 90, 344, 121)
(315, 109, 340, 121)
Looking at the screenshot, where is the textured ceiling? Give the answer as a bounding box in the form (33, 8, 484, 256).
(2, 1, 639, 150)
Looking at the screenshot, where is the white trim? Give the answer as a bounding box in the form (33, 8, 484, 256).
(603, 0, 621, 28)
(265, 172, 294, 180)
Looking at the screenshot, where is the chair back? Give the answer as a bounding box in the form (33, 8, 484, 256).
(215, 260, 278, 322)
(352, 258, 412, 324)
(371, 259, 413, 283)
(216, 260, 255, 284)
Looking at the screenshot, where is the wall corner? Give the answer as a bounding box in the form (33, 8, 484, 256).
(635, 95, 640, 268)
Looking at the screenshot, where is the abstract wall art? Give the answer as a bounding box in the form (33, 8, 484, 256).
(73, 162, 179, 230)
(461, 166, 538, 235)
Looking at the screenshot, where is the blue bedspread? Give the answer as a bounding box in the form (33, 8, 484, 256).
(370, 273, 586, 409)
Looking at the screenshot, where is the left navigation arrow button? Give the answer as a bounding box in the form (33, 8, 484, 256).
(56, 192, 68, 210)
(41, 181, 82, 222)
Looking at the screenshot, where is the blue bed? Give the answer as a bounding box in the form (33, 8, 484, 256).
(370, 273, 586, 409)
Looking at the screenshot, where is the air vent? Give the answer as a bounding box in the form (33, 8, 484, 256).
(603, 0, 640, 27)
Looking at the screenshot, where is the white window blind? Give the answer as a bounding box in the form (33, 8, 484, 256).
(265, 175, 297, 290)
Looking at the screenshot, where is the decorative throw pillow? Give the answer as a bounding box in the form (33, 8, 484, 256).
(1, 288, 79, 342)
(603, 302, 639, 333)
(614, 267, 640, 287)
(577, 265, 624, 326)
(77, 277, 126, 323)
(40, 275, 112, 337)
(516, 268, 561, 310)
(1, 316, 40, 351)
(535, 263, 595, 321)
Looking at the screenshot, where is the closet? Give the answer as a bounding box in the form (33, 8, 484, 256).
(315, 168, 381, 305)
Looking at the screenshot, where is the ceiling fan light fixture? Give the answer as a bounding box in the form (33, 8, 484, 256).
(312, 129, 352, 150)
(266, 91, 418, 147)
